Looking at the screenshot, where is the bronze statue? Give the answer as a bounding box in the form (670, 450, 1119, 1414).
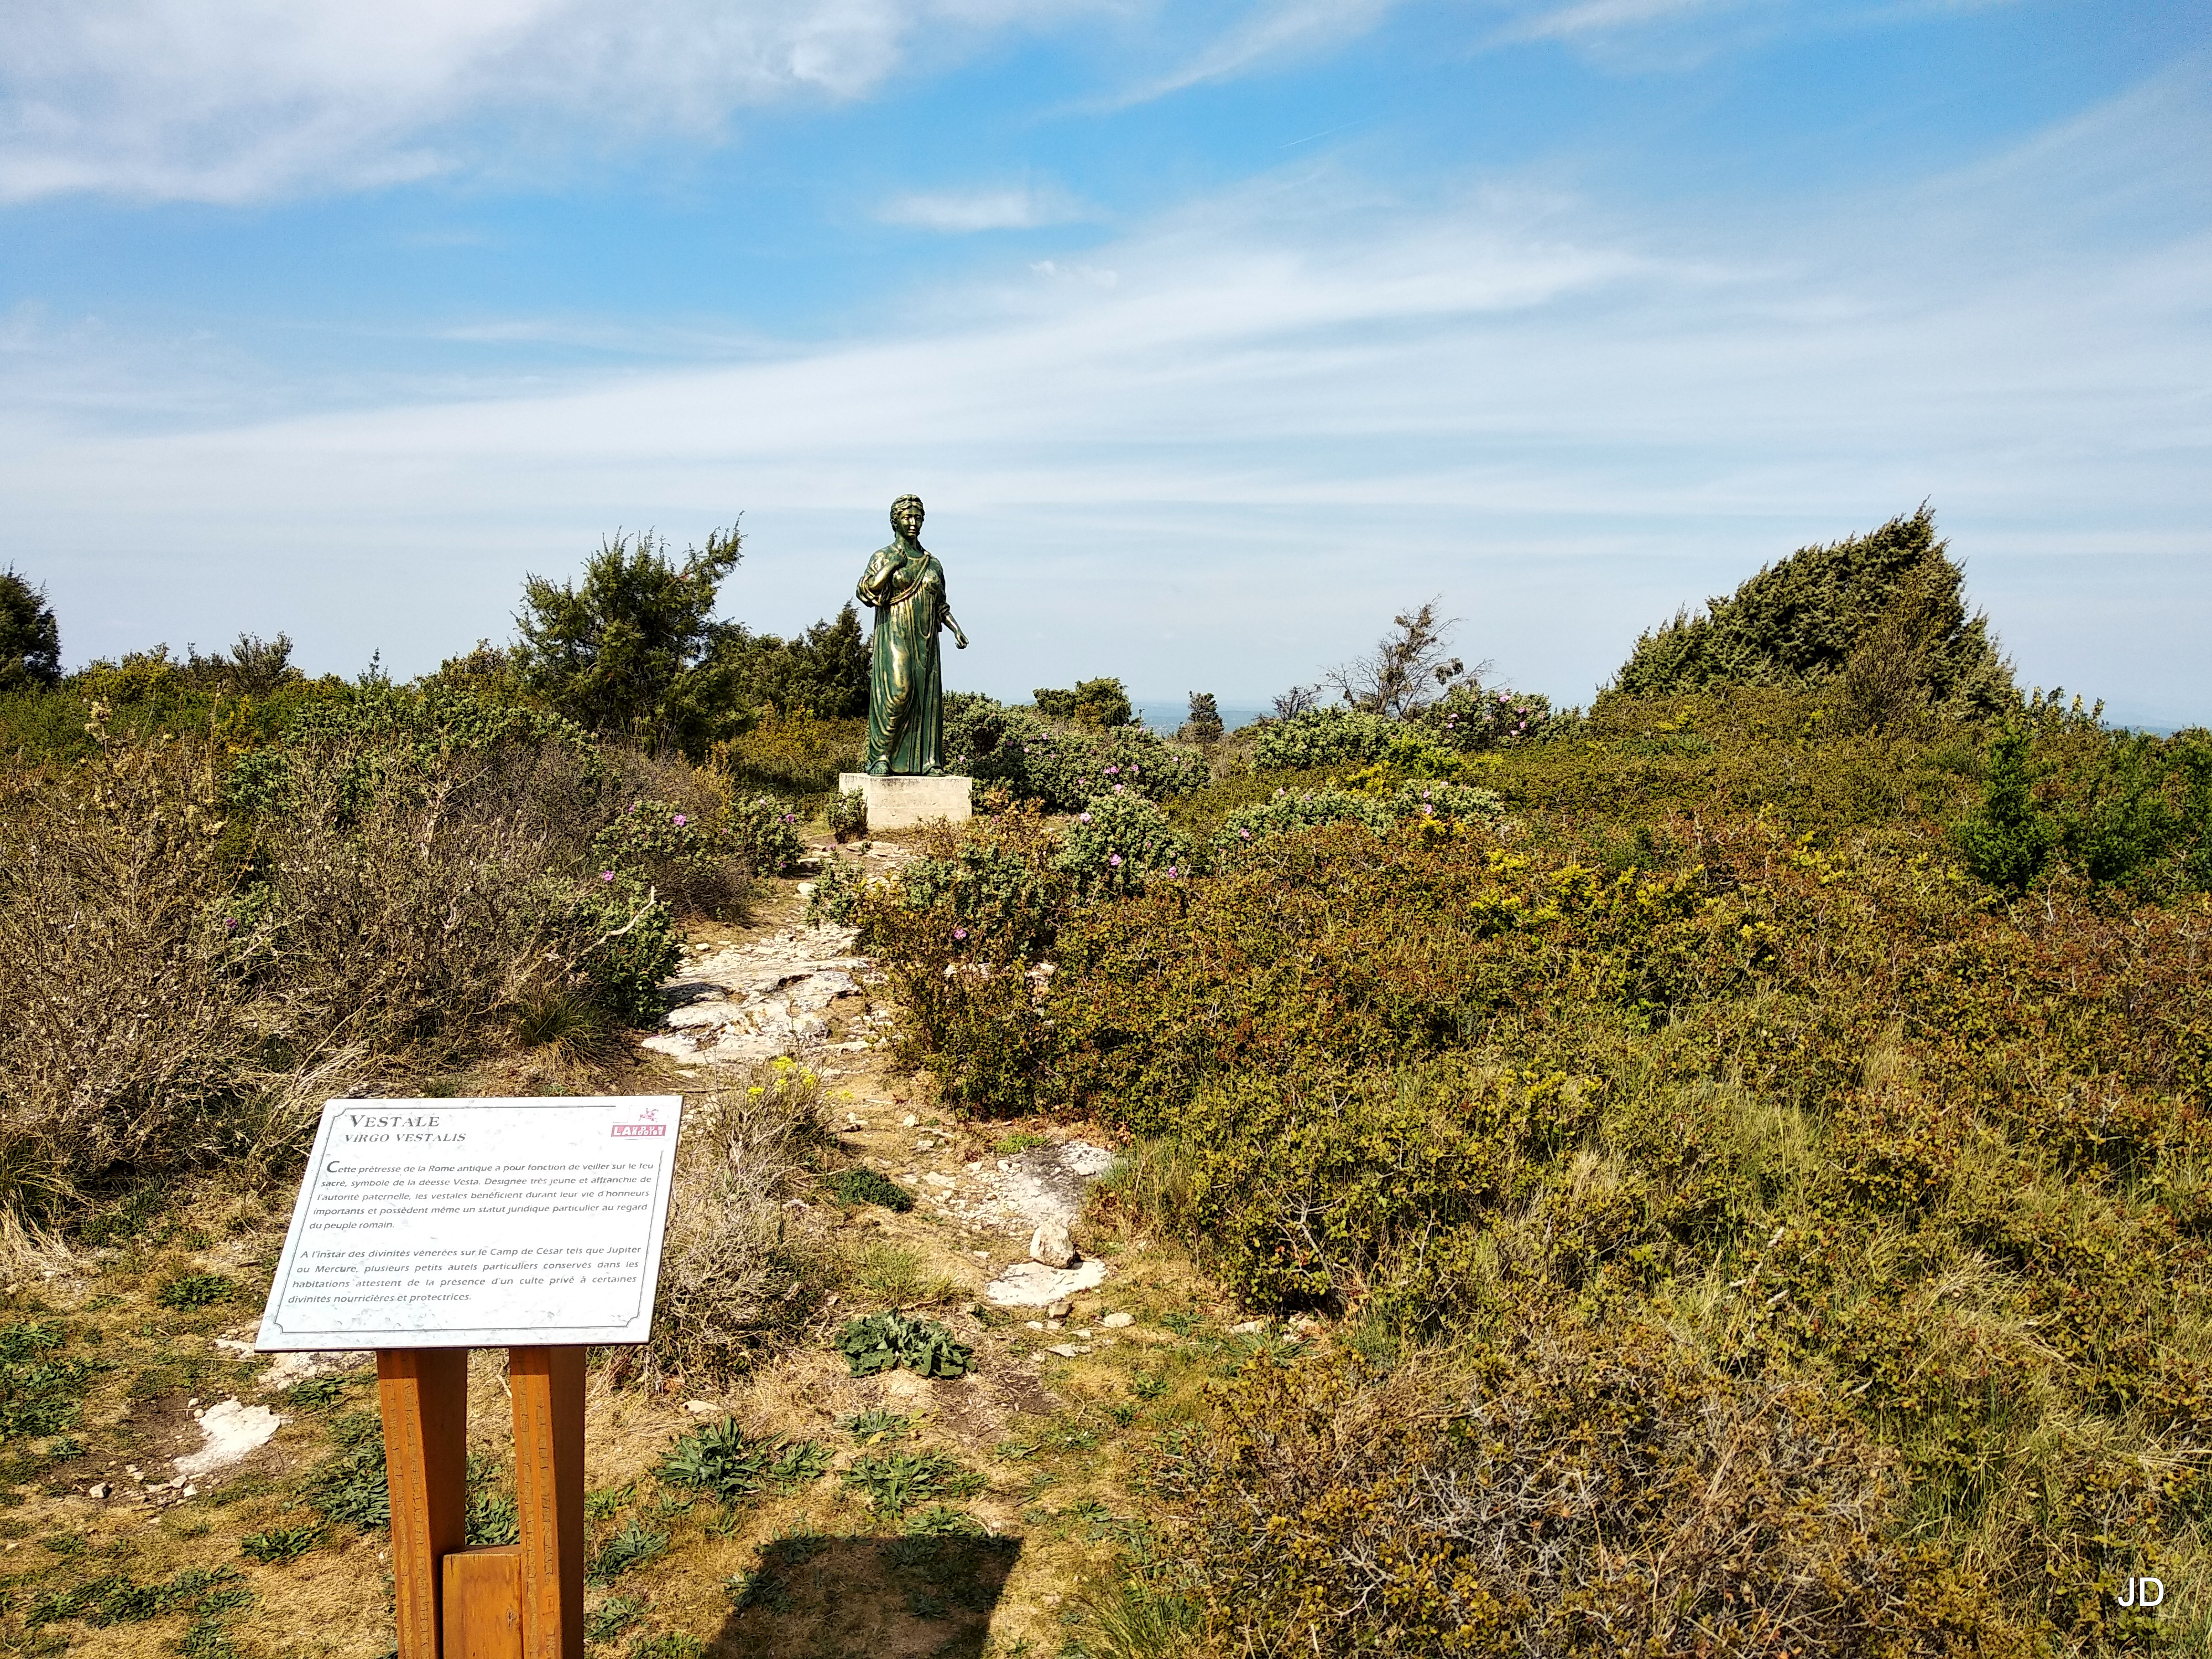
(857, 494, 968, 775)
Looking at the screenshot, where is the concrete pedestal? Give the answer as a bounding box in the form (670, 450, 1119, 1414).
(837, 773, 973, 832)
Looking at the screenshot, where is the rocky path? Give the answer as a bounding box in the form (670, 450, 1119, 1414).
(638, 838, 1125, 1312)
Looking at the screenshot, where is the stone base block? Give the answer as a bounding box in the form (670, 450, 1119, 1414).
(837, 773, 974, 832)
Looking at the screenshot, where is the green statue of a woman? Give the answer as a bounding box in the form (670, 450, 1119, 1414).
(856, 494, 968, 775)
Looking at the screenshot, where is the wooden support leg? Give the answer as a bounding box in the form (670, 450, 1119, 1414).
(445, 1546, 525, 1659)
(378, 1349, 471, 1659)
(509, 1347, 586, 1659)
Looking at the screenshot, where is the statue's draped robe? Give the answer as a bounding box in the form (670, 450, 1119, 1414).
(857, 540, 948, 774)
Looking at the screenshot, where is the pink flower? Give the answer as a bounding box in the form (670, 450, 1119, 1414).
(1079, 812, 1092, 823)
(1238, 828, 1252, 839)
(953, 926, 969, 940)
(1108, 854, 1123, 867)
(1113, 783, 1125, 794)
(672, 813, 687, 826)
(1167, 866, 1179, 878)
(599, 870, 615, 881)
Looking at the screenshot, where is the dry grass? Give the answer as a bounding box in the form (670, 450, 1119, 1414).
(641, 1063, 847, 1390)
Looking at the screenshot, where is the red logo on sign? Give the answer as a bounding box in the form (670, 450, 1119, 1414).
(613, 1124, 667, 1138)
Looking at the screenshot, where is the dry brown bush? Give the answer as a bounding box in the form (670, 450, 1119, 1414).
(253, 739, 596, 1057)
(0, 734, 291, 1204)
(639, 1062, 843, 1387)
(1160, 1320, 2030, 1657)
(0, 726, 664, 1209)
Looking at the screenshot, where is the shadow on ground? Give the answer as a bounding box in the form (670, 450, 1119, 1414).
(716, 1530, 1025, 1658)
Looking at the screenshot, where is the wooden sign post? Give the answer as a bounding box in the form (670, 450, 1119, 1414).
(257, 1098, 682, 1659)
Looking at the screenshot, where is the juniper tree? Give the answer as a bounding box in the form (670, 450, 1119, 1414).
(0, 567, 61, 693)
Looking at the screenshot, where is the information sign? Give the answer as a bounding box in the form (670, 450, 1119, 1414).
(257, 1096, 684, 1351)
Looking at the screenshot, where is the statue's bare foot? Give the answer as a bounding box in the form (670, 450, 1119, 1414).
(867, 764, 889, 777)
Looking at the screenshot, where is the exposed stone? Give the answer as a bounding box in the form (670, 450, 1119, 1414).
(1101, 1311, 1134, 1329)
(1045, 1344, 1089, 1359)
(1029, 1220, 1077, 1269)
(1228, 1318, 1267, 1335)
(87, 1483, 112, 1500)
(1046, 1298, 1073, 1319)
(984, 1258, 1109, 1307)
(175, 1397, 284, 1479)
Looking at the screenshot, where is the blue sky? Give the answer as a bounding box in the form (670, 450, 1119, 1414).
(3, 1, 2207, 724)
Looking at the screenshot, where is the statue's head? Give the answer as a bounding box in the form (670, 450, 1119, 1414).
(890, 494, 925, 540)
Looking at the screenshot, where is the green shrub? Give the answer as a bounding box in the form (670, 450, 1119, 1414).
(1212, 787, 1389, 852)
(827, 786, 867, 841)
(1055, 791, 1200, 899)
(1034, 676, 1135, 729)
(1110, 1061, 1598, 1311)
(0, 567, 61, 694)
(1608, 506, 2014, 722)
(1409, 680, 1564, 750)
(1245, 706, 1396, 773)
(1955, 726, 2054, 892)
(723, 793, 806, 877)
(713, 711, 866, 798)
(561, 873, 682, 1027)
(804, 860, 868, 926)
(513, 526, 748, 758)
(590, 796, 748, 919)
(946, 694, 1207, 810)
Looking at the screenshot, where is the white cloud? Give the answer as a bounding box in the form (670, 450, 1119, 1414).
(2, 73, 2206, 718)
(879, 184, 1090, 231)
(1110, 0, 1399, 104)
(0, 0, 1088, 204)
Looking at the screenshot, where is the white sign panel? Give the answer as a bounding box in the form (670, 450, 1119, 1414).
(257, 1096, 684, 1350)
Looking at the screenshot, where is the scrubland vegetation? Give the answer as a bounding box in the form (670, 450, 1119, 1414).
(2, 508, 2209, 1657)
(835, 512, 2212, 1655)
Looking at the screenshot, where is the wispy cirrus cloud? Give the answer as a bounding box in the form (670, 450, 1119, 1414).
(0, 0, 1094, 204)
(878, 183, 1092, 231)
(1107, 0, 1401, 105)
(1485, 0, 2025, 61)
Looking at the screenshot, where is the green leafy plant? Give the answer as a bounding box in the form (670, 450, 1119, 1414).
(302, 1411, 389, 1528)
(842, 1449, 986, 1515)
(585, 1594, 646, 1644)
(832, 1166, 915, 1211)
(834, 1313, 973, 1379)
(0, 1321, 102, 1439)
(239, 1523, 323, 1564)
(155, 1273, 237, 1310)
(837, 1407, 914, 1441)
(586, 1519, 670, 1584)
(658, 1417, 828, 1504)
